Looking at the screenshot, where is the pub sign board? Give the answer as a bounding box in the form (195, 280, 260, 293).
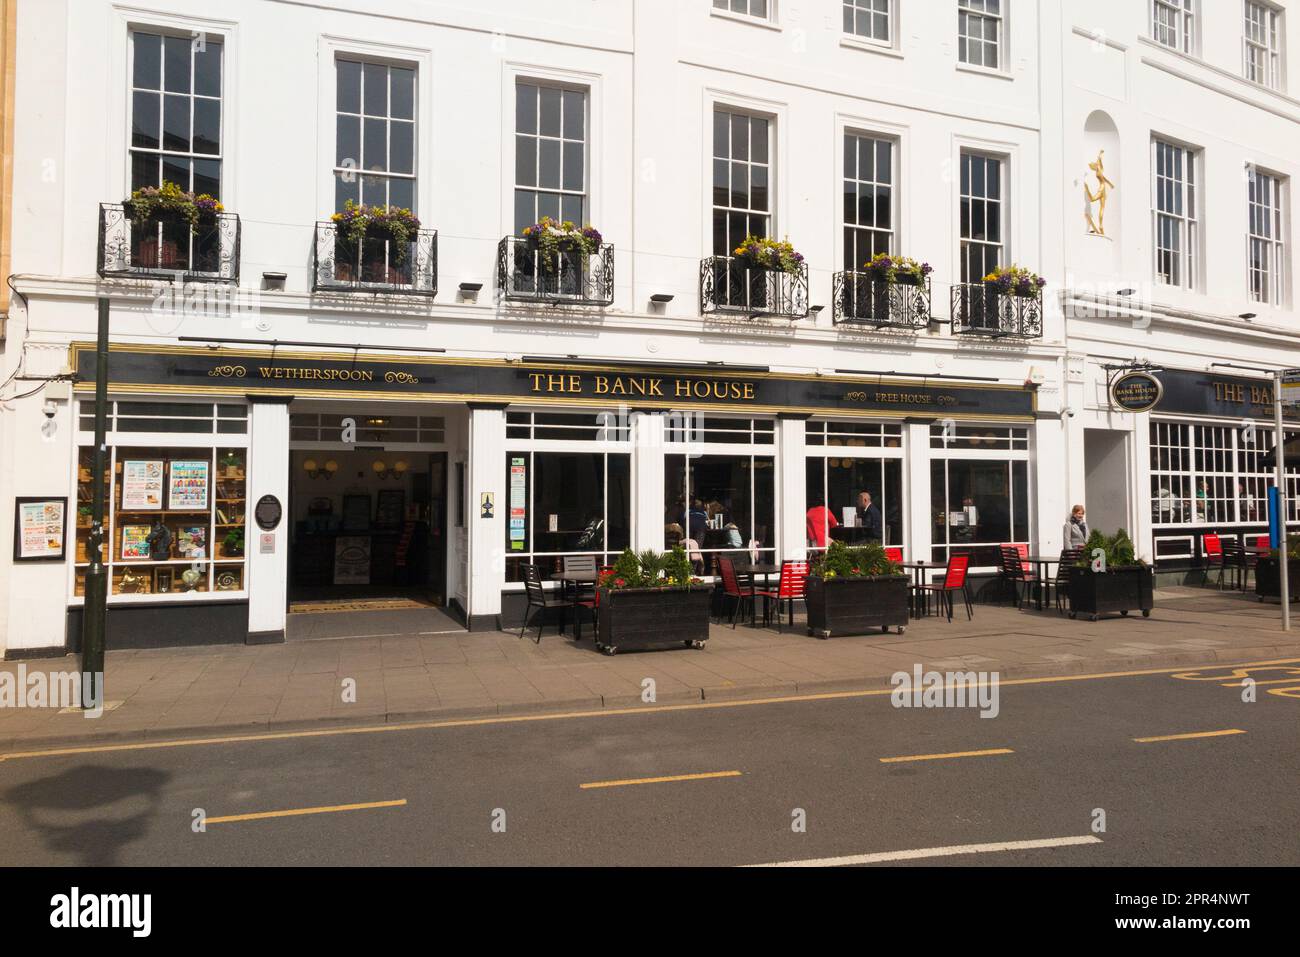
(1109, 371, 1162, 413)
(71, 343, 1037, 421)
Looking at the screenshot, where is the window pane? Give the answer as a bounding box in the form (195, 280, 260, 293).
(163, 36, 191, 94)
(390, 120, 414, 175)
(388, 176, 414, 212)
(131, 153, 159, 191)
(516, 83, 537, 134)
(133, 33, 162, 90)
(538, 139, 561, 189)
(515, 135, 536, 187)
(192, 98, 220, 155)
(562, 89, 584, 139)
(192, 159, 220, 200)
(335, 170, 359, 211)
(363, 63, 387, 116)
(337, 60, 362, 114)
(162, 94, 190, 152)
(539, 87, 562, 136)
(194, 40, 222, 98)
(132, 91, 160, 150)
(562, 141, 584, 191)
(336, 114, 360, 168)
(364, 117, 387, 172)
(390, 67, 415, 119)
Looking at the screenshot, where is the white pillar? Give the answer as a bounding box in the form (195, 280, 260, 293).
(246, 398, 290, 643)
(466, 404, 506, 630)
(1034, 414, 1069, 555)
(630, 411, 665, 552)
(776, 416, 807, 560)
(905, 421, 932, 562)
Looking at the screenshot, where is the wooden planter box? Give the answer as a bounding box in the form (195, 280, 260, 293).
(805, 574, 909, 638)
(596, 585, 711, 655)
(1254, 556, 1300, 602)
(1068, 565, 1154, 620)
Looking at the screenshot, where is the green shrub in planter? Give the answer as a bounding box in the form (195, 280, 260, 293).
(1068, 528, 1153, 620)
(595, 547, 709, 654)
(806, 541, 909, 638)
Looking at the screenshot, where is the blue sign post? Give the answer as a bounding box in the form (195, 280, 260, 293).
(1269, 486, 1282, 549)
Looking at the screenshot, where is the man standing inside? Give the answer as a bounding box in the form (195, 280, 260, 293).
(857, 491, 883, 543)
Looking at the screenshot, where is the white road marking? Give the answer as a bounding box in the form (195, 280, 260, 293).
(746, 834, 1102, 867)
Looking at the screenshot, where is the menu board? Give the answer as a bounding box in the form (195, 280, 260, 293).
(14, 498, 66, 561)
(509, 457, 527, 551)
(120, 524, 152, 560)
(122, 460, 164, 510)
(168, 459, 210, 511)
(334, 536, 371, 584)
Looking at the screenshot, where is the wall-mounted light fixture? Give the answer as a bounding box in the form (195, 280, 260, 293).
(371, 459, 409, 481)
(1116, 288, 1136, 296)
(459, 282, 483, 303)
(262, 271, 287, 291)
(303, 458, 338, 480)
(1239, 313, 1257, 320)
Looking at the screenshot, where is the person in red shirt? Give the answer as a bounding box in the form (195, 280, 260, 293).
(806, 498, 838, 548)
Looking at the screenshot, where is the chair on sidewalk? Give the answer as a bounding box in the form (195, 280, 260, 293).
(913, 553, 972, 622)
(754, 559, 809, 632)
(1053, 547, 1084, 615)
(1244, 534, 1269, 589)
(1220, 537, 1247, 591)
(563, 554, 598, 640)
(1202, 533, 1225, 589)
(718, 556, 757, 628)
(520, 564, 569, 643)
(1000, 544, 1040, 609)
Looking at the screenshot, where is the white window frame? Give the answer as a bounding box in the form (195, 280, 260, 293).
(929, 425, 1033, 568)
(512, 79, 590, 232)
(842, 130, 898, 272)
(1247, 165, 1287, 306)
(1151, 137, 1201, 291)
(958, 149, 1006, 282)
(711, 104, 774, 255)
(1243, 0, 1283, 89)
(843, 0, 892, 46)
(805, 420, 906, 550)
(1152, 0, 1197, 55)
(957, 0, 1004, 71)
(332, 56, 418, 212)
(712, 0, 774, 24)
(70, 400, 250, 606)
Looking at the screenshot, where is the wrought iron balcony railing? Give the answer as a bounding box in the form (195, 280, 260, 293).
(496, 236, 615, 305)
(700, 256, 809, 320)
(97, 203, 240, 283)
(312, 222, 438, 296)
(832, 272, 931, 329)
(950, 283, 1044, 338)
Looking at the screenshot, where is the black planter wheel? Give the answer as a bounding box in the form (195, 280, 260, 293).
(1121, 610, 1129, 616)
(1142, 610, 1151, 617)
(1090, 614, 1099, 622)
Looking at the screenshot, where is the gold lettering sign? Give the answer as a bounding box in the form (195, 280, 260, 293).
(529, 371, 756, 401)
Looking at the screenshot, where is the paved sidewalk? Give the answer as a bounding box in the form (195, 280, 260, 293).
(2, 586, 1298, 752)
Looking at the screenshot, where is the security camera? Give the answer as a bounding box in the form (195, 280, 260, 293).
(1061, 407, 1075, 419)
(42, 400, 57, 419)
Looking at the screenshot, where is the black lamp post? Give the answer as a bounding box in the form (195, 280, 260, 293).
(80, 297, 109, 699)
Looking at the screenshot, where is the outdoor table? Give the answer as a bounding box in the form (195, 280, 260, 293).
(901, 561, 930, 617)
(548, 570, 600, 639)
(1024, 555, 1060, 611)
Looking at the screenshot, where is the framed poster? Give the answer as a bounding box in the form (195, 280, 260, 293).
(175, 525, 207, 559)
(168, 459, 210, 511)
(120, 524, 152, 560)
(122, 460, 164, 510)
(334, 536, 371, 585)
(14, 497, 67, 561)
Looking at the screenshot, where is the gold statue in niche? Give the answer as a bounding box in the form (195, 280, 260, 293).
(1084, 150, 1116, 236)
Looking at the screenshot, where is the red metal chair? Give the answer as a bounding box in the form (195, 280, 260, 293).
(1203, 533, 1225, 588)
(1245, 535, 1269, 589)
(914, 553, 973, 622)
(717, 556, 756, 628)
(884, 547, 903, 563)
(754, 560, 809, 632)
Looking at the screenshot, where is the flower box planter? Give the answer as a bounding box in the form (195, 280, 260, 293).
(1067, 565, 1154, 620)
(595, 585, 711, 654)
(1254, 556, 1300, 602)
(805, 574, 909, 638)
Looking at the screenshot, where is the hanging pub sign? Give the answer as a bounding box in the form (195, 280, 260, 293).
(1110, 371, 1163, 413)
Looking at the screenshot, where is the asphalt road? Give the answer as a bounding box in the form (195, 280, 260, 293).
(0, 661, 1296, 866)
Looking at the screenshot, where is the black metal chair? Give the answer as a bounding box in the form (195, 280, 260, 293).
(1053, 547, 1084, 615)
(999, 545, 1040, 609)
(1220, 537, 1247, 591)
(520, 563, 569, 643)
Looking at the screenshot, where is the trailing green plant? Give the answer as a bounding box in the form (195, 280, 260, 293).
(982, 264, 1046, 297)
(330, 200, 422, 263)
(1074, 528, 1143, 570)
(599, 547, 699, 590)
(521, 216, 603, 272)
(126, 181, 224, 234)
(810, 540, 901, 580)
(223, 527, 244, 555)
(733, 235, 805, 276)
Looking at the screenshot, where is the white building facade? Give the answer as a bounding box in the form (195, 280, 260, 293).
(0, 0, 1295, 656)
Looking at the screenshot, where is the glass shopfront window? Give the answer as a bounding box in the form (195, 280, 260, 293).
(804, 420, 904, 551)
(664, 453, 775, 569)
(504, 411, 630, 582)
(930, 425, 1030, 566)
(73, 401, 248, 601)
(1150, 419, 1300, 526)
